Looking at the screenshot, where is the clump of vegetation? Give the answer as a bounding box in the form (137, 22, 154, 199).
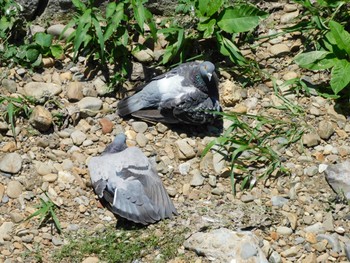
(25, 192, 62, 234)
(53, 225, 188, 262)
(291, 0, 350, 98)
(0, 94, 36, 141)
(203, 111, 304, 194)
(63, 0, 156, 86)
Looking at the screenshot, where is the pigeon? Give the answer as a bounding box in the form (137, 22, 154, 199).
(88, 133, 178, 225)
(117, 61, 221, 124)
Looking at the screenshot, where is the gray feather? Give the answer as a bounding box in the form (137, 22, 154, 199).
(88, 134, 178, 225)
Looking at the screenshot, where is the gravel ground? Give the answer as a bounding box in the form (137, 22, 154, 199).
(0, 1, 349, 263)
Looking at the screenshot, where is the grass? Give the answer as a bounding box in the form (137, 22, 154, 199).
(53, 225, 189, 262)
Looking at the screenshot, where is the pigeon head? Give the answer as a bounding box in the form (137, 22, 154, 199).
(199, 61, 215, 82)
(102, 133, 127, 154)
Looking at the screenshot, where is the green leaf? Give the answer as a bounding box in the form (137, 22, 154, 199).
(106, 2, 116, 18)
(132, 0, 146, 33)
(216, 33, 247, 65)
(6, 102, 16, 139)
(73, 9, 92, 60)
(197, 0, 223, 17)
(198, 19, 216, 38)
(72, 0, 86, 11)
(217, 5, 268, 33)
(50, 45, 63, 58)
(92, 16, 105, 63)
(294, 51, 335, 69)
(329, 20, 350, 57)
(330, 59, 350, 94)
(32, 54, 42, 67)
(34, 32, 53, 48)
(26, 48, 40, 62)
(104, 3, 124, 41)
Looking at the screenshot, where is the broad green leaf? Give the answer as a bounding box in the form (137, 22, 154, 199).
(217, 5, 268, 33)
(198, 19, 216, 38)
(132, 0, 145, 33)
(330, 59, 350, 94)
(216, 33, 247, 65)
(50, 45, 64, 58)
(72, 0, 86, 11)
(106, 2, 116, 18)
(197, 0, 223, 17)
(26, 48, 40, 62)
(104, 3, 124, 41)
(73, 9, 92, 60)
(35, 32, 52, 48)
(329, 20, 350, 56)
(32, 54, 42, 67)
(294, 51, 333, 69)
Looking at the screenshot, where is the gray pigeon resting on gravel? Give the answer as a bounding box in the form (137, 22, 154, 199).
(117, 61, 221, 124)
(88, 134, 178, 225)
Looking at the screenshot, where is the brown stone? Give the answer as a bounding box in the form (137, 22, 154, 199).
(99, 118, 114, 134)
(29, 106, 53, 132)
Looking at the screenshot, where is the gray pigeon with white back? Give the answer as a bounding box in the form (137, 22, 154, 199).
(117, 61, 221, 124)
(88, 133, 178, 225)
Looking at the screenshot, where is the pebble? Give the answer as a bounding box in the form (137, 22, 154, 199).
(0, 222, 14, 243)
(29, 105, 53, 132)
(318, 120, 334, 140)
(82, 257, 99, 263)
(220, 79, 243, 106)
(132, 121, 148, 133)
(280, 10, 299, 23)
(67, 81, 84, 101)
(136, 133, 148, 147)
(132, 48, 154, 62)
(276, 226, 293, 235)
(178, 162, 191, 175)
(0, 183, 4, 200)
(23, 82, 62, 100)
(93, 77, 110, 96)
(99, 118, 114, 134)
(304, 222, 325, 234)
(190, 169, 205, 186)
(2, 79, 17, 93)
(0, 152, 22, 174)
(269, 251, 282, 263)
(303, 166, 318, 176)
(10, 212, 24, 223)
(71, 130, 87, 145)
(269, 44, 290, 56)
(302, 133, 321, 147)
(281, 246, 299, 257)
(156, 123, 168, 133)
(77, 97, 103, 116)
(47, 24, 75, 39)
(6, 180, 23, 198)
(271, 196, 289, 207)
(175, 139, 196, 159)
(42, 173, 58, 182)
(301, 253, 317, 263)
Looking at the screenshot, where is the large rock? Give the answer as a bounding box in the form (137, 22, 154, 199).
(324, 160, 350, 200)
(184, 228, 268, 263)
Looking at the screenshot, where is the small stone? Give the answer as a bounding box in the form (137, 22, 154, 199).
(0, 183, 4, 200)
(240, 194, 255, 203)
(99, 118, 114, 134)
(190, 169, 205, 186)
(304, 166, 318, 176)
(182, 183, 191, 196)
(0, 153, 22, 174)
(60, 72, 73, 81)
(208, 175, 217, 187)
(276, 226, 293, 235)
(283, 71, 298, 80)
(77, 97, 103, 116)
(23, 82, 62, 100)
(130, 62, 145, 81)
(29, 106, 53, 132)
(318, 120, 334, 140)
(2, 79, 17, 93)
(271, 196, 289, 207)
(132, 48, 154, 62)
(318, 164, 328, 173)
(47, 24, 75, 39)
(284, 4, 298, 12)
(175, 139, 196, 159)
(281, 246, 299, 257)
(305, 232, 318, 244)
(323, 212, 334, 231)
(42, 173, 58, 182)
(6, 181, 23, 198)
(82, 256, 99, 263)
(302, 253, 317, 263)
(281, 211, 298, 230)
(0, 222, 14, 242)
(71, 130, 87, 145)
(269, 251, 282, 263)
(132, 121, 148, 133)
(316, 253, 329, 262)
(302, 133, 321, 147)
(270, 44, 290, 56)
(166, 186, 177, 197)
(67, 82, 84, 102)
(280, 10, 299, 23)
(136, 133, 148, 147)
(42, 57, 55, 67)
(10, 212, 23, 223)
(93, 77, 111, 96)
(178, 162, 191, 175)
(304, 222, 325, 234)
(156, 123, 168, 133)
(220, 79, 243, 106)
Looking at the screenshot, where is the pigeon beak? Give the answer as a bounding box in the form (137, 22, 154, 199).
(207, 73, 212, 81)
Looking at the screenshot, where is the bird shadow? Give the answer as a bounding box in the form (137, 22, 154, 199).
(115, 218, 147, 230)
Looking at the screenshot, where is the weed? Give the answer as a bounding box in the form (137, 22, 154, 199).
(53, 225, 188, 262)
(0, 95, 35, 141)
(25, 192, 62, 234)
(202, 111, 304, 194)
